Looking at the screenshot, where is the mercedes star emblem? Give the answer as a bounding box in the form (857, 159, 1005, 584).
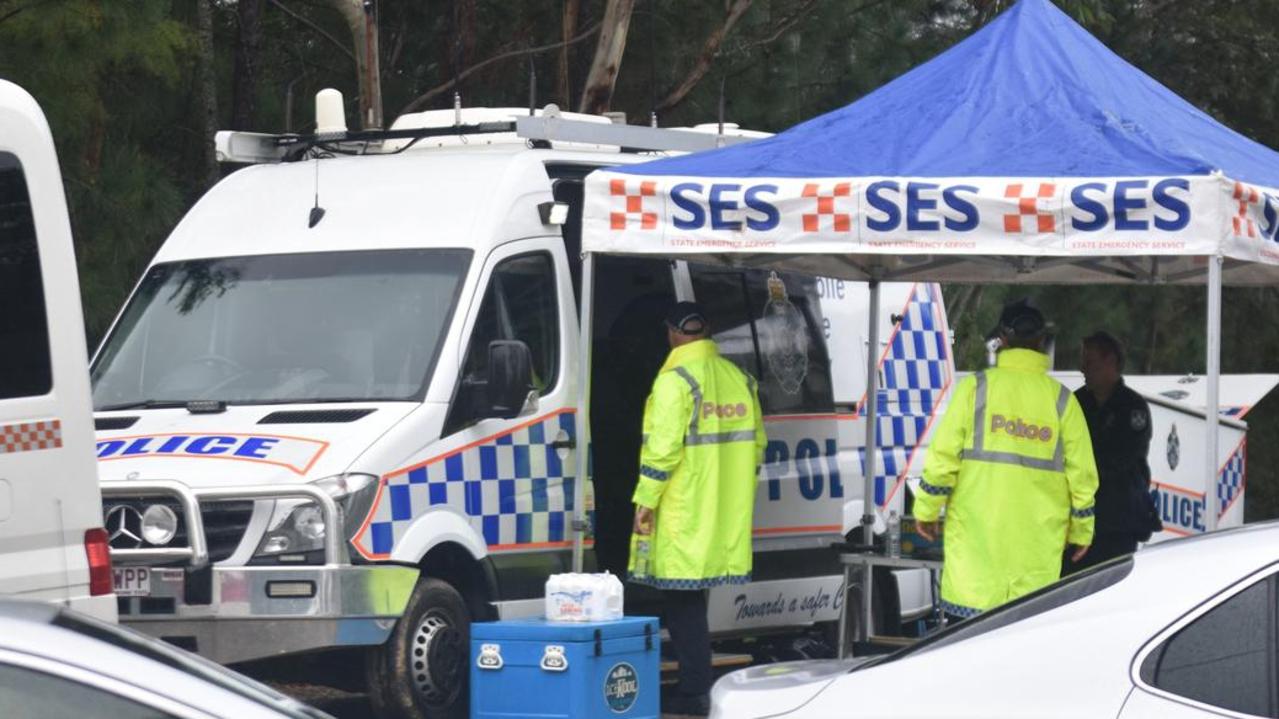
(105, 505, 144, 549)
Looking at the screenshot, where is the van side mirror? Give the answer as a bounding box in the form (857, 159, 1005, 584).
(486, 340, 535, 419)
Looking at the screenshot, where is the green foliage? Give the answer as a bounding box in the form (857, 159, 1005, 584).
(0, 0, 189, 340)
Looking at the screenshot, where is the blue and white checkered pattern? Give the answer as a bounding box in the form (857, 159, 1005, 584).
(941, 599, 983, 619)
(358, 412, 578, 557)
(860, 283, 951, 506)
(1216, 442, 1245, 518)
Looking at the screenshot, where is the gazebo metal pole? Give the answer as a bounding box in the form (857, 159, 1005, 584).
(572, 252, 596, 572)
(860, 279, 882, 641)
(1204, 255, 1223, 532)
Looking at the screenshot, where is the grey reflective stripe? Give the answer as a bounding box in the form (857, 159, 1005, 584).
(972, 371, 987, 450)
(967, 371, 1069, 472)
(672, 366, 703, 435)
(685, 430, 757, 446)
(1050, 384, 1069, 469)
(1071, 505, 1095, 519)
(672, 366, 755, 447)
(961, 448, 1065, 472)
(640, 465, 669, 481)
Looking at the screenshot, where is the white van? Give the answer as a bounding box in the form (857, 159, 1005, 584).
(89, 97, 952, 717)
(0, 80, 115, 621)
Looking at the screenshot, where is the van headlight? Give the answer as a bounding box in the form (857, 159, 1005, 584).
(253, 473, 379, 562)
(141, 504, 179, 545)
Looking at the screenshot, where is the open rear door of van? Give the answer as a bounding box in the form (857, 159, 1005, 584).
(0, 80, 114, 621)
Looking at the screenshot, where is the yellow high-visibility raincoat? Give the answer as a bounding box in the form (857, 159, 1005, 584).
(916, 348, 1098, 616)
(629, 339, 767, 589)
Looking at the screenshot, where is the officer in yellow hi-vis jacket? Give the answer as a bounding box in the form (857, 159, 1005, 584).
(629, 301, 766, 716)
(916, 298, 1098, 622)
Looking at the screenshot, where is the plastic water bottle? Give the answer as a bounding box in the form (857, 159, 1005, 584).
(887, 511, 901, 558)
(632, 538, 651, 580)
(592, 572, 624, 620)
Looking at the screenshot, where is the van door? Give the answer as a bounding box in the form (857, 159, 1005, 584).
(545, 164, 683, 577)
(439, 237, 580, 597)
(0, 82, 111, 619)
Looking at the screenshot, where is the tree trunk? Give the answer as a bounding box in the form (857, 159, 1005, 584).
(456, 0, 477, 77)
(327, 0, 383, 129)
(578, 0, 636, 115)
(195, 0, 220, 189)
(655, 0, 752, 114)
(231, 0, 263, 130)
(441, 0, 478, 98)
(557, 0, 580, 107)
(1144, 288, 1162, 373)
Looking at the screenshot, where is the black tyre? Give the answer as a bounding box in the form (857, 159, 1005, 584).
(366, 577, 470, 719)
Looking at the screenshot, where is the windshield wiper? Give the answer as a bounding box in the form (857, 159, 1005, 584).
(95, 399, 229, 413)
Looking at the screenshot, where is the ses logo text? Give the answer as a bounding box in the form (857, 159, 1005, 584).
(609, 178, 1217, 238)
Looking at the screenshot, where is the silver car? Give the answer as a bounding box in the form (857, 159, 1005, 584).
(714, 522, 1279, 718)
(0, 599, 332, 718)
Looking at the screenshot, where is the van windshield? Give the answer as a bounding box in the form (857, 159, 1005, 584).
(92, 249, 471, 408)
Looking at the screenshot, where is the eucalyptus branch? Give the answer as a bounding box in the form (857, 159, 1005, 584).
(268, 0, 356, 63)
(400, 21, 602, 115)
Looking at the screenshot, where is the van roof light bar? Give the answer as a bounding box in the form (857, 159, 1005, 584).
(214, 122, 519, 164)
(214, 116, 758, 164)
(515, 116, 754, 153)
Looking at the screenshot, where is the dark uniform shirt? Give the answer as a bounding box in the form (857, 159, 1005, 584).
(1074, 379, 1152, 536)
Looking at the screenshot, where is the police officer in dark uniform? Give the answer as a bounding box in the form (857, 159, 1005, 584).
(1065, 331, 1158, 573)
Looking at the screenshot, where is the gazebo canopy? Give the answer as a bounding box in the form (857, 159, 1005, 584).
(568, 0, 1272, 551)
(582, 0, 1279, 285)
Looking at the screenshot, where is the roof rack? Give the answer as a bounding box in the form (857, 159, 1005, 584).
(214, 115, 758, 165)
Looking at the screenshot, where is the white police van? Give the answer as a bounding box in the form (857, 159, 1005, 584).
(0, 80, 115, 621)
(88, 92, 953, 718)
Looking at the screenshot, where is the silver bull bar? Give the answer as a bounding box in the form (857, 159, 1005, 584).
(100, 480, 344, 567)
(99, 480, 417, 664)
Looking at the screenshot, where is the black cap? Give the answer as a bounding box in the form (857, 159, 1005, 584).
(991, 297, 1047, 340)
(665, 301, 708, 335)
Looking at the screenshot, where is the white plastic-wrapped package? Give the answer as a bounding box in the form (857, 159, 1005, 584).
(544, 572, 624, 622)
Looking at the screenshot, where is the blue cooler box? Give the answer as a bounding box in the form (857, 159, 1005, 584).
(470, 616, 659, 718)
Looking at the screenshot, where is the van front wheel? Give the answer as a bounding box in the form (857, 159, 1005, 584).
(366, 577, 470, 719)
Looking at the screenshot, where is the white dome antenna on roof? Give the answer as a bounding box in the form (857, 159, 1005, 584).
(315, 88, 347, 135)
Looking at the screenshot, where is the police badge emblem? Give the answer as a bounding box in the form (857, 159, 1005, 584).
(1166, 423, 1180, 470)
(760, 271, 809, 395)
(1131, 409, 1148, 431)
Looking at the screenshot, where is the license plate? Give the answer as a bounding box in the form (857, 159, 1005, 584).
(113, 567, 151, 597)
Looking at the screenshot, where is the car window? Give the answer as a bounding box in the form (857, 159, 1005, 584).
(50, 612, 317, 719)
(870, 557, 1134, 667)
(0, 663, 175, 718)
(0, 151, 53, 400)
(689, 266, 833, 414)
(446, 252, 561, 434)
(688, 269, 761, 379)
(1142, 575, 1276, 717)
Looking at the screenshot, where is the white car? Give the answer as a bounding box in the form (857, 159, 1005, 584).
(713, 522, 1279, 718)
(0, 599, 331, 718)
